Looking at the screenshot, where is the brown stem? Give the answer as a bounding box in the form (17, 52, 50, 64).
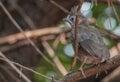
(42, 41, 68, 75)
(0, 27, 70, 45)
(48, 0, 69, 13)
(71, 2, 82, 70)
(58, 55, 120, 82)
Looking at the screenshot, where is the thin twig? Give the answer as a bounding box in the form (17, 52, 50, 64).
(48, 0, 69, 13)
(107, 0, 112, 29)
(71, 0, 83, 71)
(0, 57, 57, 82)
(0, 65, 22, 82)
(42, 41, 68, 75)
(52, 35, 61, 49)
(59, 34, 67, 44)
(0, 52, 32, 82)
(110, 0, 120, 24)
(9, 0, 37, 29)
(52, 34, 67, 49)
(0, 1, 54, 67)
(0, 40, 30, 52)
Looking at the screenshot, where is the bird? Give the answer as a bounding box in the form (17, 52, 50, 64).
(65, 5, 110, 76)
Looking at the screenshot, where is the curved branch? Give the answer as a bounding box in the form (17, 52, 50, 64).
(58, 55, 120, 82)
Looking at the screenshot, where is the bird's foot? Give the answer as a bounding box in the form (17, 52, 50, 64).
(78, 68, 86, 78)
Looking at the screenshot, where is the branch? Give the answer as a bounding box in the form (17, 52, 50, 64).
(9, 0, 37, 29)
(0, 27, 70, 45)
(47, 0, 69, 13)
(0, 65, 22, 82)
(58, 54, 120, 82)
(42, 41, 68, 75)
(0, 52, 32, 82)
(0, 56, 56, 82)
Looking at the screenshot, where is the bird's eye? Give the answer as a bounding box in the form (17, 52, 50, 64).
(70, 16, 75, 21)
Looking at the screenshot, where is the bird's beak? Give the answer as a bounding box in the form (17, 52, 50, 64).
(65, 19, 73, 28)
(64, 19, 73, 28)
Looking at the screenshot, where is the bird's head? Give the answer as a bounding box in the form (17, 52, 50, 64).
(65, 5, 90, 28)
(65, 5, 78, 28)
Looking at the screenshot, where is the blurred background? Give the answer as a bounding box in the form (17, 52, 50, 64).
(0, 0, 120, 82)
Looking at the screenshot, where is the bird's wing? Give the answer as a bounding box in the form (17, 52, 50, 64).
(78, 27, 109, 59)
(80, 39, 102, 58)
